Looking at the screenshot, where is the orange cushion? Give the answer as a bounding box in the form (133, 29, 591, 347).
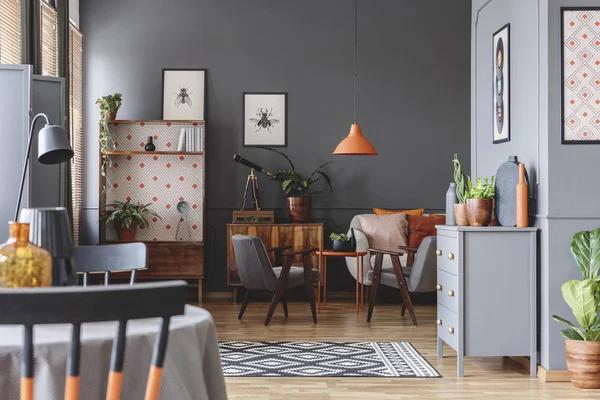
(406, 215, 445, 266)
(373, 208, 424, 216)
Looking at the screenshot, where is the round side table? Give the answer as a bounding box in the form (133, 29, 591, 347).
(316, 250, 368, 314)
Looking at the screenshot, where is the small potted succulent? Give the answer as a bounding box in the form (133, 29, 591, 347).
(330, 233, 350, 252)
(259, 147, 332, 223)
(99, 200, 160, 242)
(553, 228, 600, 389)
(465, 176, 495, 226)
(452, 154, 469, 226)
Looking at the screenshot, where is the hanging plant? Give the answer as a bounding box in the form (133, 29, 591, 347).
(96, 93, 122, 189)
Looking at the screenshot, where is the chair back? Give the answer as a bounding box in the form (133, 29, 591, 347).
(406, 236, 438, 292)
(0, 281, 187, 400)
(74, 243, 147, 286)
(231, 235, 278, 292)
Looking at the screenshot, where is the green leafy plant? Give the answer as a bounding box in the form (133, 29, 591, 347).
(96, 93, 123, 183)
(99, 200, 160, 230)
(553, 228, 600, 341)
(259, 147, 332, 197)
(465, 176, 495, 200)
(330, 233, 349, 242)
(453, 154, 468, 204)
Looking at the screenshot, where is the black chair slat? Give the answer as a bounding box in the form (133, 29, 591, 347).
(152, 317, 171, 368)
(67, 324, 81, 377)
(110, 321, 128, 372)
(22, 325, 34, 379)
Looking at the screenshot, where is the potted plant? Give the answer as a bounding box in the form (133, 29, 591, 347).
(553, 228, 600, 389)
(452, 154, 469, 226)
(331, 233, 351, 252)
(260, 147, 332, 223)
(465, 176, 495, 226)
(96, 93, 123, 184)
(99, 200, 160, 242)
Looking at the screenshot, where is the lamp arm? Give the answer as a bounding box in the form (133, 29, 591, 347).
(14, 113, 51, 221)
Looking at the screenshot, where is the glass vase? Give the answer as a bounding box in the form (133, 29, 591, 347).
(0, 222, 52, 288)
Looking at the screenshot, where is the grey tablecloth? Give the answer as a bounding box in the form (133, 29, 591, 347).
(0, 305, 227, 400)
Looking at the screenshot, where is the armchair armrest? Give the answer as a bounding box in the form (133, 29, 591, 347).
(368, 248, 406, 257)
(265, 246, 293, 253)
(397, 245, 419, 254)
(282, 248, 319, 257)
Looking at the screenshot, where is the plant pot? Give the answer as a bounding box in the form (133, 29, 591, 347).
(108, 109, 119, 121)
(117, 220, 138, 242)
(466, 199, 492, 227)
(565, 339, 600, 389)
(286, 196, 311, 223)
(454, 204, 469, 226)
(333, 240, 350, 252)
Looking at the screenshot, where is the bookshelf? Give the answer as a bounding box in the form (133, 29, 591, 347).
(99, 120, 206, 301)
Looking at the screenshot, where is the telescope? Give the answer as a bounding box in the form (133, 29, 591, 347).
(232, 154, 274, 178)
(232, 154, 277, 211)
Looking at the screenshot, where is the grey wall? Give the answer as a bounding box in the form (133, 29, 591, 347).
(80, 0, 471, 292)
(473, 0, 600, 371)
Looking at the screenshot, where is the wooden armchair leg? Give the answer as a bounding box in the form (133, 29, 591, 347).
(265, 258, 292, 326)
(400, 303, 406, 316)
(367, 252, 384, 323)
(302, 253, 317, 324)
(391, 255, 417, 326)
(281, 293, 289, 318)
(238, 290, 251, 320)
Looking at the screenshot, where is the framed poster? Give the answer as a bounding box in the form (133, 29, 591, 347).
(562, 8, 600, 144)
(493, 23, 510, 144)
(243, 92, 287, 147)
(162, 69, 206, 120)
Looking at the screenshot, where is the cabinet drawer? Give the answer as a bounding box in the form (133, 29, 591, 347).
(437, 269, 459, 313)
(437, 303, 459, 351)
(437, 235, 458, 275)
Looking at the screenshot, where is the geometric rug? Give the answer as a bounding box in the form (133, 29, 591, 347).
(219, 341, 441, 378)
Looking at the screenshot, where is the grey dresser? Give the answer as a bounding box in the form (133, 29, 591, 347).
(435, 226, 537, 377)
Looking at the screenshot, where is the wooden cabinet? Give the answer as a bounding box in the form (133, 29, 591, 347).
(435, 226, 537, 378)
(226, 223, 324, 286)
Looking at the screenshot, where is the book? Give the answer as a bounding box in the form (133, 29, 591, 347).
(177, 128, 186, 151)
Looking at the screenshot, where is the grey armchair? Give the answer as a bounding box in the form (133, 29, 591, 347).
(366, 236, 438, 326)
(231, 234, 321, 326)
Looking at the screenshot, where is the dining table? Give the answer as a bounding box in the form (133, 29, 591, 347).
(0, 304, 227, 400)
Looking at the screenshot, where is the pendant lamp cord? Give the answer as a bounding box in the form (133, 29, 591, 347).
(354, 0, 358, 124)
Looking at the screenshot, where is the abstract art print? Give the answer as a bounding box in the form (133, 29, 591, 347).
(562, 8, 600, 144)
(162, 69, 206, 120)
(493, 23, 510, 144)
(243, 92, 287, 147)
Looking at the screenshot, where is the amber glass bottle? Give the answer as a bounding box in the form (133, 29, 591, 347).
(0, 222, 52, 287)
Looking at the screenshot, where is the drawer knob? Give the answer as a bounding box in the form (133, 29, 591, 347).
(448, 327, 454, 334)
(436, 249, 442, 256)
(448, 290, 455, 297)
(436, 284, 442, 291)
(448, 252, 454, 260)
(436, 319, 442, 326)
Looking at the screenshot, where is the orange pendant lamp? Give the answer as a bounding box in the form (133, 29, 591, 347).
(333, 0, 377, 156)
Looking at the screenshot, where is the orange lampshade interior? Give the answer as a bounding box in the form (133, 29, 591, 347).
(333, 124, 378, 155)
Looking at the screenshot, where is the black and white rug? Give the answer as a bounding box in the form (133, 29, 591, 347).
(219, 341, 440, 378)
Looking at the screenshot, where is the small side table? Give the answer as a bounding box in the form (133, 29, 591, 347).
(316, 250, 367, 314)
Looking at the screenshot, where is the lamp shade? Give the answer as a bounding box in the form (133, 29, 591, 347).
(332, 124, 377, 155)
(37, 124, 74, 164)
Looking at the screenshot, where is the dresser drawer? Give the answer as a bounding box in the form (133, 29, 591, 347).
(437, 235, 458, 275)
(437, 303, 459, 351)
(437, 269, 459, 312)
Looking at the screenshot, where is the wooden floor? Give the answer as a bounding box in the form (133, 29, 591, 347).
(202, 300, 595, 400)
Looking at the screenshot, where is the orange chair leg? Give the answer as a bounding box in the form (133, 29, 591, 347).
(105, 371, 123, 400)
(20, 377, 34, 400)
(64, 376, 80, 400)
(144, 366, 164, 400)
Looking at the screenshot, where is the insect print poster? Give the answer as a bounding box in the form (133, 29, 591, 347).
(162, 69, 206, 120)
(243, 92, 287, 147)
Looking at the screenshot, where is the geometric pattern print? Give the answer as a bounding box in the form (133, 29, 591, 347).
(563, 10, 600, 141)
(218, 341, 440, 378)
(104, 121, 204, 241)
(110, 120, 204, 151)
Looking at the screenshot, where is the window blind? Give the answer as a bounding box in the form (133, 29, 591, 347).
(69, 23, 83, 245)
(0, 0, 21, 64)
(41, 1, 58, 76)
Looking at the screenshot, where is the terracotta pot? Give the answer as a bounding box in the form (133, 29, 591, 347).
(489, 199, 500, 226)
(108, 109, 119, 121)
(565, 339, 600, 389)
(117, 220, 138, 242)
(454, 204, 469, 226)
(466, 199, 492, 227)
(286, 196, 311, 222)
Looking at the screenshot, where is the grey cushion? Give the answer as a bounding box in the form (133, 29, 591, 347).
(367, 268, 411, 289)
(231, 235, 278, 291)
(273, 266, 321, 288)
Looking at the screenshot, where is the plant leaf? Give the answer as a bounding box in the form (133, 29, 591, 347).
(561, 279, 599, 330)
(553, 314, 578, 329)
(585, 329, 600, 341)
(560, 328, 585, 340)
(258, 146, 295, 170)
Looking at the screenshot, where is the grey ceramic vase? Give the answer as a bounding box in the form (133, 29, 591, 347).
(446, 183, 458, 225)
(18, 207, 76, 286)
(495, 156, 529, 227)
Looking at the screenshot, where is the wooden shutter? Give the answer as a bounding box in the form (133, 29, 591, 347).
(41, 1, 58, 76)
(69, 23, 83, 245)
(0, 0, 21, 64)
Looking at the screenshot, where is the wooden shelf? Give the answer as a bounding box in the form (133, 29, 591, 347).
(102, 150, 203, 155)
(103, 240, 204, 245)
(108, 119, 205, 124)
